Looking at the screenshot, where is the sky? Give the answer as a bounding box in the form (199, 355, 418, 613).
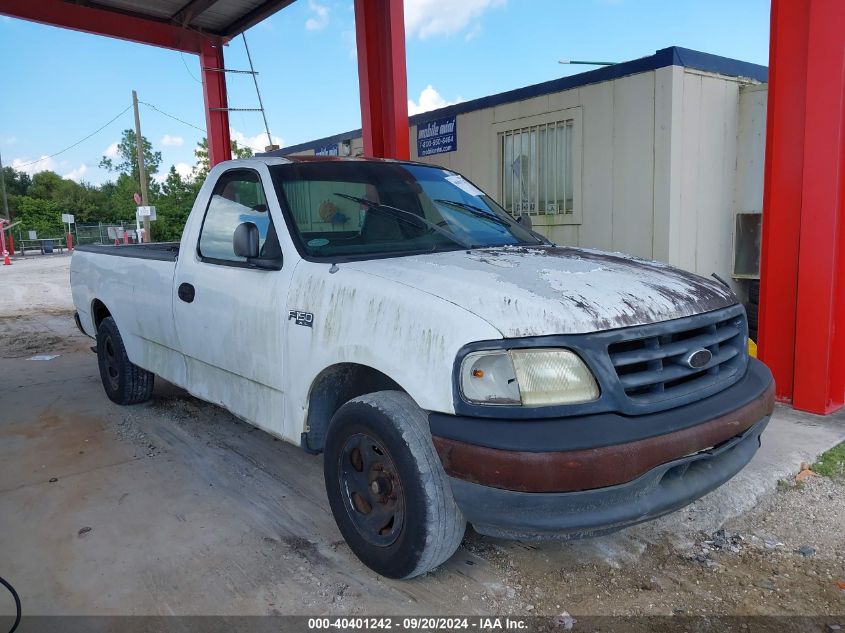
(0, 0, 771, 187)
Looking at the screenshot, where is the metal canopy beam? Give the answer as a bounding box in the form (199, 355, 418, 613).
(171, 0, 221, 28)
(759, 0, 845, 414)
(201, 39, 232, 166)
(353, 0, 410, 160)
(0, 0, 215, 53)
(221, 0, 297, 38)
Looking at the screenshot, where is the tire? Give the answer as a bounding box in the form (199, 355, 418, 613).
(748, 280, 760, 304)
(747, 306, 759, 341)
(324, 391, 466, 579)
(96, 316, 154, 405)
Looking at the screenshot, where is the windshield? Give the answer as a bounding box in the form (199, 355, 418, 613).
(269, 161, 542, 259)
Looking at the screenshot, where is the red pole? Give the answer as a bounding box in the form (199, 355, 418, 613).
(67, 231, 73, 251)
(757, 0, 809, 403)
(1, 223, 10, 266)
(6, 232, 13, 256)
(354, 0, 410, 159)
(759, 0, 845, 414)
(200, 39, 232, 167)
(790, 0, 845, 414)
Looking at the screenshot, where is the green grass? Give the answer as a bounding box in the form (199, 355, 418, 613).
(812, 442, 845, 478)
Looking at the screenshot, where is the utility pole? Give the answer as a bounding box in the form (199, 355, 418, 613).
(132, 90, 151, 242)
(0, 147, 9, 221)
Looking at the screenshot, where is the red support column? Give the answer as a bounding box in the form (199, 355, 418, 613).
(757, 0, 809, 403)
(759, 0, 845, 414)
(354, 0, 410, 160)
(201, 39, 232, 167)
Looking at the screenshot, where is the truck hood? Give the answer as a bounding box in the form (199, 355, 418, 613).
(345, 245, 738, 337)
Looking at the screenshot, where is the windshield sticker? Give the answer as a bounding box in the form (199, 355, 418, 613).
(308, 238, 330, 247)
(445, 175, 483, 197)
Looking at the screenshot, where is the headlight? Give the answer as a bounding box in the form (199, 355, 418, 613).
(460, 348, 599, 406)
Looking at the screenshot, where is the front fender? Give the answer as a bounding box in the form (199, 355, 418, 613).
(283, 263, 502, 439)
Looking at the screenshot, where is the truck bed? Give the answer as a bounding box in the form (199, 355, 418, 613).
(75, 242, 181, 262)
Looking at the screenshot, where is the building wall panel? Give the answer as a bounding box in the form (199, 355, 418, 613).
(611, 72, 656, 258)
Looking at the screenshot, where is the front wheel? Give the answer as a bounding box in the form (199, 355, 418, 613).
(324, 391, 466, 579)
(96, 316, 154, 405)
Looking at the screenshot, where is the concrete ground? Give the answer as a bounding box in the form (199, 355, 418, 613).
(1, 254, 844, 618)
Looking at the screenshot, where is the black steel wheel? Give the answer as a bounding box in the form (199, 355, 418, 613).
(324, 391, 465, 579)
(338, 433, 404, 547)
(101, 334, 121, 392)
(96, 316, 155, 405)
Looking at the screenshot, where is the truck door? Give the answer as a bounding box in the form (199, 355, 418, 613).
(173, 167, 292, 435)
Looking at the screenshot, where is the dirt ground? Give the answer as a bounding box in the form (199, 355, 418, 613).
(1, 254, 843, 621)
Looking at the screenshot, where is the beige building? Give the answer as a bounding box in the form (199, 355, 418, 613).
(272, 47, 768, 298)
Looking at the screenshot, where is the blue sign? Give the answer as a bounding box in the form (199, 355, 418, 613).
(316, 144, 339, 156)
(417, 116, 457, 157)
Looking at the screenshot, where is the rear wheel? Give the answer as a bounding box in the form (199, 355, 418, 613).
(96, 316, 154, 405)
(324, 391, 465, 579)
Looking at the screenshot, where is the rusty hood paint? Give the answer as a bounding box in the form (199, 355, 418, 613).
(345, 245, 738, 337)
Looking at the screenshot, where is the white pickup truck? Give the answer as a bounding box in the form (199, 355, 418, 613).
(71, 156, 774, 579)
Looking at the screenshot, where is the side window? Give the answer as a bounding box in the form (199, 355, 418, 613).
(198, 170, 281, 264)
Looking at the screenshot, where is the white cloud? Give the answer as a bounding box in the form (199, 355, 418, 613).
(230, 128, 284, 153)
(305, 0, 330, 30)
(63, 164, 88, 182)
(174, 162, 193, 179)
(11, 156, 57, 176)
(404, 0, 504, 39)
(104, 142, 120, 159)
(161, 134, 184, 147)
(407, 85, 463, 116)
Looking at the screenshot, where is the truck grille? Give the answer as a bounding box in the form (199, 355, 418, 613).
(607, 306, 747, 405)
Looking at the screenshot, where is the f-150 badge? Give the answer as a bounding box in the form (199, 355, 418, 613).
(288, 310, 314, 328)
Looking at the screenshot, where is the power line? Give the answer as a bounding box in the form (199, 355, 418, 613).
(179, 51, 202, 84)
(138, 101, 206, 133)
(15, 105, 133, 169)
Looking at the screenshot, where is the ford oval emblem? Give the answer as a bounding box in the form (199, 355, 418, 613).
(685, 348, 712, 369)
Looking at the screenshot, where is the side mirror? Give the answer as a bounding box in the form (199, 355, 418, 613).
(233, 222, 260, 259)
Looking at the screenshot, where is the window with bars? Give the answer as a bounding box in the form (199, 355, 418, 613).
(498, 111, 580, 223)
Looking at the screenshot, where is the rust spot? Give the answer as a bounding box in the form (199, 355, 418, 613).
(432, 383, 774, 493)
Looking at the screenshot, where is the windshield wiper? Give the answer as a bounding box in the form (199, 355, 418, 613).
(434, 199, 550, 245)
(333, 193, 475, 249)
(434, 199, 513, 227)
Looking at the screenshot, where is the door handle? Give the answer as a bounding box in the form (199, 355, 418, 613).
(178, 283, 195, 303)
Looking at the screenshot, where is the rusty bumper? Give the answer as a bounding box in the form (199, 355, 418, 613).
(430, 359, 775, 539)
(434, 380, 773, 493)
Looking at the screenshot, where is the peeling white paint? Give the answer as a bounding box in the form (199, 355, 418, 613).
(346, 246, 737, 337)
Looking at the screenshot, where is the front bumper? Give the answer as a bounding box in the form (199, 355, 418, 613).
(430, 359, 774, 539)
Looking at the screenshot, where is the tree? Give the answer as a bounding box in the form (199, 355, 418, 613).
(99, 129, 162, 188)
(2, 166, 31, 197)
(193, 137, 253, 182)
(153, 166, 195, 242)
(27, 171, 64, 200)
(14, 196, 63, 237)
